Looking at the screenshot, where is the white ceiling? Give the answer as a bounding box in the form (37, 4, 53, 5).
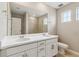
(44, 2, 70, 9)
(10, 2, 70, 17)
(10, 2, 47, 17)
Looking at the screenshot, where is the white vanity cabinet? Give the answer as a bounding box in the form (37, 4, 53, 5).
(0, 42, 37, 57)
(9, 48, 37, 57)
(8, 42, 37, 57)
(38, 46, 46, 57)
(23, 48, 37, 57)
(8, 51, 27, 57)
(0, 36, 58, 57)
(46, 39, 58, 57)
(37, 41, 46, 57)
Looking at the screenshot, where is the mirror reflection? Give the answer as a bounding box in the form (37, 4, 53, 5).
(10, 3, 48, 35)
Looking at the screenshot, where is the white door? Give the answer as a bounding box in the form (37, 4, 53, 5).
(0, 3, 8, 37)
(12, 18, 21, 35)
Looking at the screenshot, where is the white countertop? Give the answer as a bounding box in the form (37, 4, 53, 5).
(0, 33, 58, 50)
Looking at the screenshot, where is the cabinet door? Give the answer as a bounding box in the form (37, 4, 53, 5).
(9, 48, 37, 57)
(24, 48, 37, 57)
(7, 42, 37, 56)
(8, 52, 26, 57)
(38, 40, 45, 47)
(46, 39, 58, 57)
(0, 3, 8, 37)
(37, 41, 46, 57)
(38, 46, 46, 57)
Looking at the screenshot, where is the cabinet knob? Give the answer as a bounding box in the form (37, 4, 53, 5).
(40, 43, 44, 45)
(2, 10, 7, 13)
(40, 48, 44, 51)
(22, 53, 28, 57)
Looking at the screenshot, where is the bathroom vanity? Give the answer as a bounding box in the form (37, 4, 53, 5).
(0, 3, 58, 57)
(0, 33, 58, 57)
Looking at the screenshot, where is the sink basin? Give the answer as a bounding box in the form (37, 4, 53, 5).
(16, 38, 30, 42)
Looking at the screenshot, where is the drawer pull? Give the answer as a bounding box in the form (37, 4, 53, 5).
(22, 53, 28, 57)
(51, 45, 54, 49)
(39, 48, 44, 51)
(2, 10, 7, 13)
(40, 43, 44, 45)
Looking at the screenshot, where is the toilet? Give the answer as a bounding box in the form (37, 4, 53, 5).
(58, 42, 69, 55)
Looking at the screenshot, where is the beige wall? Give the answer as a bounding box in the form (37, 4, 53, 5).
(48, 7, 57, 34)
(23, 13, 29, 34)
(57, 2, 79, 52)
(23, 13, 38, 34)
(37, 15, 48, 33)
(28, 15, 38, 34)
(37, 16, 44, 33)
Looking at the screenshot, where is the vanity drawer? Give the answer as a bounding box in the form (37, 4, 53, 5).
(8, 48, 37, 57)
(46, 38, 57, 44)
(27, 42, 37, 49)
(38, 40, 45, 47)
(7, 42, 37, 56)
(38, 46, 45, 52)
(38, 46, 46, 57)
(8, 51, 26, 57)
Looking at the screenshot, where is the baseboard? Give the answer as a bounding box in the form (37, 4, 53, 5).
(58, 49, 79, 57)
(66, 49, 79, 57)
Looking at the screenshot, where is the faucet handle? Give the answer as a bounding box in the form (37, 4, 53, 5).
(19, 35, 24, 38)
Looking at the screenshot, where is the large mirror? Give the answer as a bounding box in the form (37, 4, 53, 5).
(10, 2, 48, 35)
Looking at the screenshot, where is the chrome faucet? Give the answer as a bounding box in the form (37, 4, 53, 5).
(42, 33, 46, 36)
